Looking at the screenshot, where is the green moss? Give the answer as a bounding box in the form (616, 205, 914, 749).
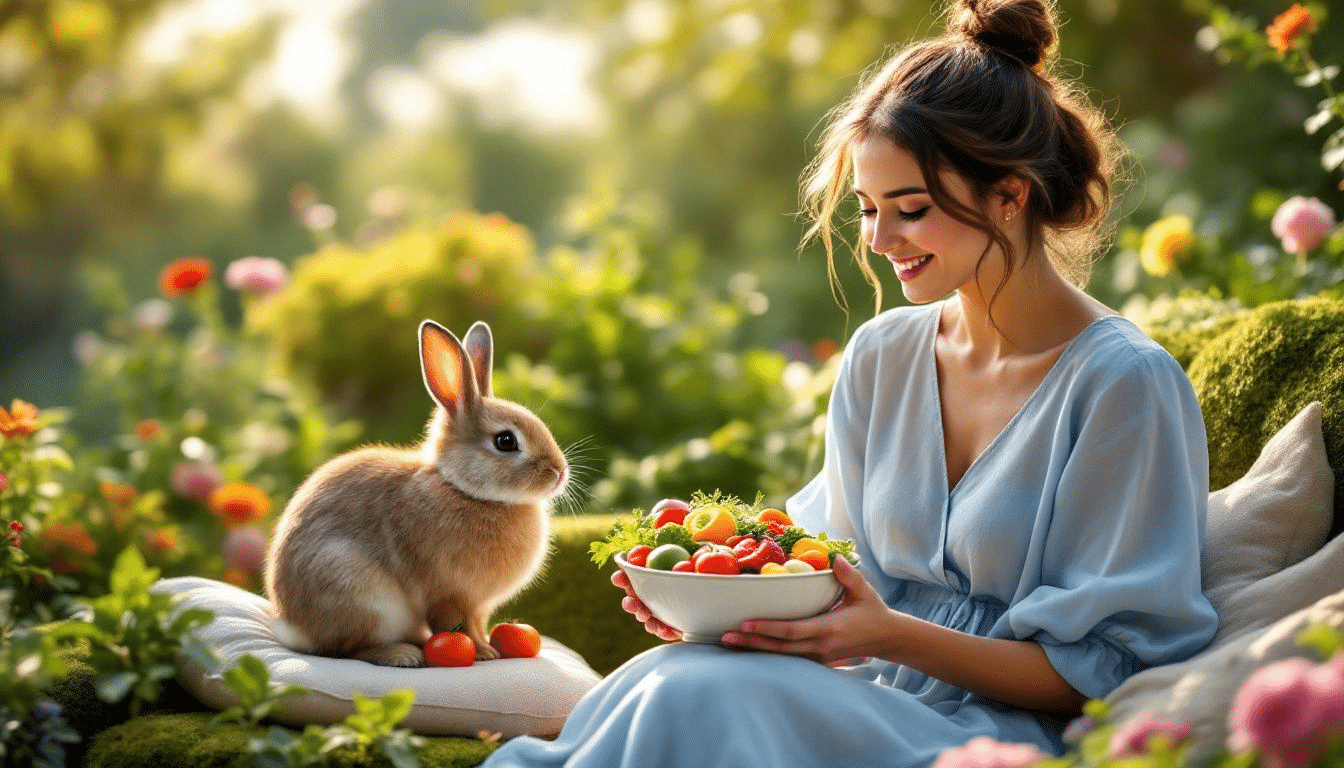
(1185, 297, 1344, 535)
(494, 513, 661, 675)
(83, 714, 500, 768)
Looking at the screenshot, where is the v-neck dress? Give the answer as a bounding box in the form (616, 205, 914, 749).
(482, 301, 1218, 768)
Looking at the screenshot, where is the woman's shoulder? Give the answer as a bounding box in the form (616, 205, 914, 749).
(845, 301, 943, 360)
(1061, 313, 1193, 396)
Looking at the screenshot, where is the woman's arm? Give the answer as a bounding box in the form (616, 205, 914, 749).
(721, 557, 1087, 718)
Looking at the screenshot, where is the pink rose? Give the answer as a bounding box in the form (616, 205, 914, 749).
(931, 737, 1049, 768)
(1228, 657, 1344, 768)
(1108, 713, 1192, 758)
(1271, 196, 1336, 253)
(224, 256, 288, 297)
(170, 460, 223, 502)
(223, 525, 268, 573)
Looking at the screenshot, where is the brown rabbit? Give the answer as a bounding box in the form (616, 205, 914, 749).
(264, 320, 568, 666)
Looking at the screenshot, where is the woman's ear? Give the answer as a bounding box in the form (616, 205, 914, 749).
(997, 175, 1031, 222)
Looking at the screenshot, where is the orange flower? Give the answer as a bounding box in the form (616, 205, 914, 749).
(146, 528, 177, 553)
(223, 567, 253, 588)
(1267, 3, 1315, 54)
(135, 419, 163, 440)
(208, 482, 273, 525)
(0, 399, 40, 440)
(159, 257, 213, 296)
(40, 522, 97, 556)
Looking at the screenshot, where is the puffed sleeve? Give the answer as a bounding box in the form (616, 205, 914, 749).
(786, 319, 872, 547)
(1004, 346, 1218, 700)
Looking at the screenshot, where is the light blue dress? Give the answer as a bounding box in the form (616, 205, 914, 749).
(483, 302, 1218, 768)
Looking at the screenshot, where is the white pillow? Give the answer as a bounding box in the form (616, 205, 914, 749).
(1105, 576, 1344, 765)
(1202, 401, 1335, 642)
(153, 576, 602, 738)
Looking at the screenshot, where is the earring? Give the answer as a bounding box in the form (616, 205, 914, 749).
(1004, 211, 1014, 223)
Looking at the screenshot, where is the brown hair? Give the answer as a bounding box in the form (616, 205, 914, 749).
(800, 0, 1122, 314)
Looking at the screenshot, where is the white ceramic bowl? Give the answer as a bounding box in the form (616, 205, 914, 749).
(615, 553, 845, 644)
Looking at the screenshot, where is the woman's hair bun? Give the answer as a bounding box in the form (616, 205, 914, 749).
(950, 0, 1057, 70)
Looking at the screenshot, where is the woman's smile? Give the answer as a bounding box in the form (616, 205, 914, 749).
(889, 253, 934, 281)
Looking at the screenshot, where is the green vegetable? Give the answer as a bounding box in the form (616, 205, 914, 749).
(589, 512, 654, 566)
(651, 523, 696, 553)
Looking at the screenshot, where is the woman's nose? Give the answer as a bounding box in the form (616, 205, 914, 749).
(867, 216, 901, 254)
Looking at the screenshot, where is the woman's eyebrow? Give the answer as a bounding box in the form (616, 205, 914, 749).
(853, 186, 928, 199)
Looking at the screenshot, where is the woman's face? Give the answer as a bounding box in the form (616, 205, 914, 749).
(851, 135, 1005, 305)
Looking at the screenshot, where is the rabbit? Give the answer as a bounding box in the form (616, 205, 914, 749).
(264, 319, 569, 667)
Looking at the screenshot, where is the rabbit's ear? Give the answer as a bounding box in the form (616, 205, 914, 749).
(420, 320, 478, 416)
(462, 321, 494, 399)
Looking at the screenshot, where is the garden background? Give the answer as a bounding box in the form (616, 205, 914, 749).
(1, 0, 1343, 764)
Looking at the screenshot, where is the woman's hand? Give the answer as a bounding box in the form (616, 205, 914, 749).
(611, 569, 682, 642)
(720, 556, 900, 663)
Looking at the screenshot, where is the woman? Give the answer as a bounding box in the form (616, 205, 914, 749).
(484, 0, 1217, 764)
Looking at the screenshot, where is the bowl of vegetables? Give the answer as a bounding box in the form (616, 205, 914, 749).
(591, 493, 856, 644)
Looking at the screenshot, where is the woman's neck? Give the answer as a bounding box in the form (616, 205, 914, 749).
(945, 250, 1109, 361)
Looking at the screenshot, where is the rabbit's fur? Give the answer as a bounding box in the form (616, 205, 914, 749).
(264, 320, 568, 666)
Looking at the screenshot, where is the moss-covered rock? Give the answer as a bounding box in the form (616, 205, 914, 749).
(1185, 297, 1344, 536)
(495, 514, 661, 676)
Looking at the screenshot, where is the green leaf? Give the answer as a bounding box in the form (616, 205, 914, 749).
(108, 547, 159, 600)
(94, 670, 139, 703)
(1295, 622, 1343, 660)
(378, 689, 415, 724)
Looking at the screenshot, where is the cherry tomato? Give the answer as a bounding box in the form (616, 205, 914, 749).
(489, 622, 542, 659)
(671, 560, 695, 572)
(650, 498, 692, 527)
(626, 544, 654, 567)
(695, 551, 741, 575)
(684, 506, 737, 544)
(425, 631, 475, 667)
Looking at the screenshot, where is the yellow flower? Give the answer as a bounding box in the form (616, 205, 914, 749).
(1139, 216, 1195, 277)
(208, 482, 273, 525)
(0, 399, 40, 440)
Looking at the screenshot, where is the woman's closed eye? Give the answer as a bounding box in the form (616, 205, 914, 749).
(856, 206, 931, 222)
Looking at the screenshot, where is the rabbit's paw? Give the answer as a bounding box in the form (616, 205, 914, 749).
(355, 642, 425, 668)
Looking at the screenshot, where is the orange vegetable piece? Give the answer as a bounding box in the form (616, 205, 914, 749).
(685, 506, 737, 544)
(756, 508, 793, 527)
(795, 549, 831, 572)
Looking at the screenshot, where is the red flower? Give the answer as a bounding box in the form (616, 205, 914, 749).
(159, 257, 213, 296)
(1267, 4, 1315, 54)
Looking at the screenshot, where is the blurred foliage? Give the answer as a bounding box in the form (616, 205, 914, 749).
(250, 208, 836, 510)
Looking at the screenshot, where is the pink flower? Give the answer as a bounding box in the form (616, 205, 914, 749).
(0, 471, 7, 493)
(1271, 196, 1336, 253)
(1108, 713, 1193, 758)
(931, 737, 1049, 768)
(223, 525, 268, 573)
(224, 257, 288, 297)
(1228, 657, 1344, 768)
(170, 460, 223, 502)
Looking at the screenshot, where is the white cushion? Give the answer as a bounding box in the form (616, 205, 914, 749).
(153, 576, 601, 738)
(1202, 401, 1335, 644)
(1105, 579, 1344, 765)
(1104, 401, 1341, 764)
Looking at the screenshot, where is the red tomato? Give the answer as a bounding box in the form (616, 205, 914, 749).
(425, 631, 475, 667)
(671, 560, 695, 572)
(626, 545, 654, 567)
(695, 551, 741, 575)
(650, 498, 691, 527)
(489, 622, 542, 659)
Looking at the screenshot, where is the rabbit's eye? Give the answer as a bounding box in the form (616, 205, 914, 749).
(493, 430, 519, 452)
